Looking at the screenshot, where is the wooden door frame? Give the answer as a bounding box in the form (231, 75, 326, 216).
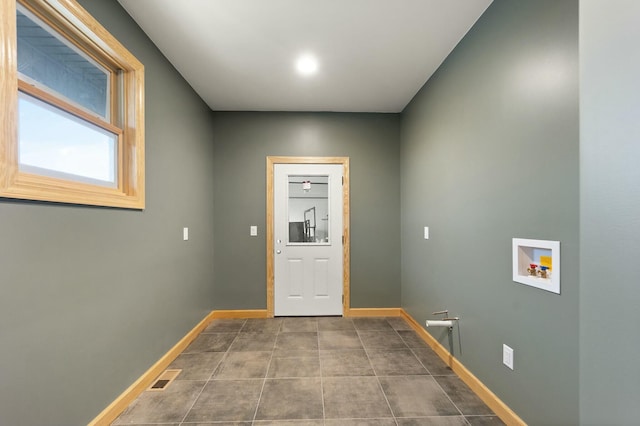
(266, 156, 350, 318)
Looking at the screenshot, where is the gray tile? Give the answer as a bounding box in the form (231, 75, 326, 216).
(396, 417, 468, 425)
(255, 378, 323, 420)
(281, 317, 318, 332)
(397, 330, 430, 348)
(241, 318, 282, 332)
(368, 349, 429, 376)
(317, 316, 355, 331)
(184, 423, 251, 426)
(267, 356, 321, 378)
(203, 318, 246, 333)
(379, 376, 460, 417)
(168, 352, 224, 380)
(116, 317, 497, 426)
(386, 316, 413, 331)
(183, 379, 263, 422)
(272, 349, 318, 358)
(113, 380, 205, 424)
(184, 333, 236, 353)
(228, 332, 277, 351)
(318, 330, 364, 350)
(254, 421, 324, 426)
(322, 376, 393, 419)
(213, 351, 271, 379)
(352, 317, 394, 330)
(113, 423, 180, 426)
(434, 376, 495, 416)
(465, 415, 506, 425)
(320, 349, 375, 377)
(325, 420, 397, 426)
(358, 330, 408, 350)
(411, 347, 455, 375)
(275, 331, 318, 351)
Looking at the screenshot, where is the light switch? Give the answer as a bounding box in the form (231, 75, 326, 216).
(250, 225, 258, 236)
(503, 344, 514, 370)
(183, 227, 189, 241)
(424, 226, 429, 239)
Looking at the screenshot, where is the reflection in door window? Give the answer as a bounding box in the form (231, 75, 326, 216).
(288, 175, 329, 244)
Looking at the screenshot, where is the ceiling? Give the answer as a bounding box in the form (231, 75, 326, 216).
(117, 0, 493, 113)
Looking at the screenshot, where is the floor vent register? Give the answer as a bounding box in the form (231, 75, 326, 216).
(148, 369, 181, 391)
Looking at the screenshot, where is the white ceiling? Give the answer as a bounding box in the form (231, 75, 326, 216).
(117, 0, 493, 113)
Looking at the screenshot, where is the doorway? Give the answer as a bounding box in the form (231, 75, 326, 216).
(266, 157, 350, 317)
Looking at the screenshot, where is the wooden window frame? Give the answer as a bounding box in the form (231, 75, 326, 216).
(1, 0, 145, 209)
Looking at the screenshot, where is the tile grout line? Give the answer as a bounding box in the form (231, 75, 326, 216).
(398, 321, 472, 420)
(356, 319, 400, 426)
(250, 319, 280, 424)
(408, 345, 435, 376)
(387, 320, 413, 426)
(316, 320, 327, 425)
(429, 358, 467, 420)
(396, 319, 469, 422)
(178, 318, 246, 426)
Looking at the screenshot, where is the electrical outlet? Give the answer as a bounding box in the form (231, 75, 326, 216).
(503, 344, 514, 370)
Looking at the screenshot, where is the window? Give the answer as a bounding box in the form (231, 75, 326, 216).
(1, 0, 145, 208)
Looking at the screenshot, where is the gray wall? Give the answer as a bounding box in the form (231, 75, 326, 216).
(580, 1, 640, 424)
(0, 1, 216, 425)
(211, 112, 401, 310)
(400, 1, 579, 424)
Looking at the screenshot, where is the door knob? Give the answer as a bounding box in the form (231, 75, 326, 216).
(276, 250, 281, 254)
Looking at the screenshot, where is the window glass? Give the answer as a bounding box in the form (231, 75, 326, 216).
(18, 92, 118, 187)
(288, 175, 330, 244)
(17, 6, 110, 120)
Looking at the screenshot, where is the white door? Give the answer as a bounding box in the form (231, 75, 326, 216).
(274, 163, 343, 316)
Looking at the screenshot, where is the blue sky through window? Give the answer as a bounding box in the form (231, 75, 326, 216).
(18, 92, 117, 186)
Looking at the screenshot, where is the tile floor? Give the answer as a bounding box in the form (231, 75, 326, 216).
(113, 316, 505, 426)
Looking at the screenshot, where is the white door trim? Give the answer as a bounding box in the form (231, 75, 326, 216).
(266, 156, 350, 318)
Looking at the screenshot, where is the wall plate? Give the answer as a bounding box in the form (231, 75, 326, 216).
(503, 344, 514, 370)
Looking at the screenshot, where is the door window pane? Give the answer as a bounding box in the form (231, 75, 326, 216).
(18, 92, 118, 187)
(288, 175, 330, 244)
(17, 6, 110, 120)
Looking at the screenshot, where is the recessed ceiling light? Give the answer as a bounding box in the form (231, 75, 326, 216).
(295, 54, 318, 76)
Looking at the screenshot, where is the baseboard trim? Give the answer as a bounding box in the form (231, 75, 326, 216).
(345, 307, 402, 317)
(400, 309, 526, 426)
(211, 309, 269, 319)
(88, 310, 217, 426)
